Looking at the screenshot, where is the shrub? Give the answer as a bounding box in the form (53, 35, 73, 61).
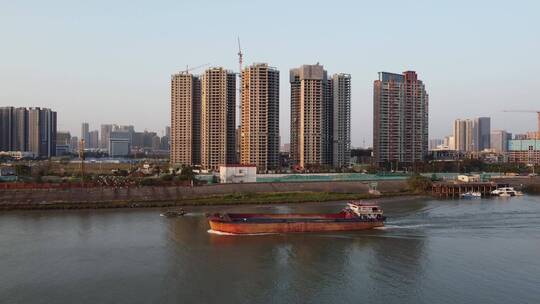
(407, 174, 432, 193)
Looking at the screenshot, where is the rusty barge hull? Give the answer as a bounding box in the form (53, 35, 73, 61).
(208, 213, 384, 234)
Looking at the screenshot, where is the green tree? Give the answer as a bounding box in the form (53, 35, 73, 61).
(406, 174, 432, 193)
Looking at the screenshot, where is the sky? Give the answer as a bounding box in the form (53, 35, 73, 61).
(1, 0, 539, 147)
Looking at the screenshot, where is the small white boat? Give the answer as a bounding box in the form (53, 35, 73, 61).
(491, 187, 522, 197)
(160, 209, 186, 217)
(461, 191, 481, 198)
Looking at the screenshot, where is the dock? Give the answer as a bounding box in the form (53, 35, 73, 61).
(432, 182, 508, 198)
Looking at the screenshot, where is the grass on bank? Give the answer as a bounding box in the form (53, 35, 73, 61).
(1, 190, 415, 210)
(174, 191, 411, 206)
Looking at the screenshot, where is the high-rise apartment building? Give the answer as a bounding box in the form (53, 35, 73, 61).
(290, 64, 351, 169)
(331, 73, 351, 168)
(100, 124, 113, 150)
(88, 130, 99, 149)
(1, 107, 54, 156)
(28, 107, 57, 157)
(170, 73, 201, 166)
(453, 117, 491, 152)
(290, 64, 328, 168)
(453, 119, 467, 151)
(12, 107, 28, 151)
(373, 71, 429, 166)
(491, 130, 511, 153)
(465, 119, 478, 152)
(81, 122, 90, 145)
(240, 63, 280, 172)
(477, 117, 491, 150)
(0, 107, 13, 151)
(200, 67, 236, 170)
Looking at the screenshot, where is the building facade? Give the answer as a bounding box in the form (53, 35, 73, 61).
(88, 130, 99, 149)
(508, 139, 540, 165)
(290, 64, 328, 168)
(491, 130, 511, 153)
(453, 119, 467, 151)
(170, 73, 201, 166)
(81, 122, 89, 145)
(109, 131, 131, 157)
(373, 71, 429, 166)
(0, 107, 13, 151)
(331, 73, 351, 168)
(200, 67, 236, 170)
(453, 117, 491, 152)
(100, 124, 113, 150)
(240, 63, 280, 172)
(27, 107, 57, 157)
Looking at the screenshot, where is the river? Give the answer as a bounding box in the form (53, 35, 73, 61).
(1, 196, 539, 303)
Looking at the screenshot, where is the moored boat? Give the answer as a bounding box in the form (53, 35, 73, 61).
(207, 202, 386, 234)
(461, 191, 482, 199)
(491, 187, 523, 197)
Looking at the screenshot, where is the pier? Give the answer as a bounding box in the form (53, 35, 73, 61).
(431, 182, 508, 198)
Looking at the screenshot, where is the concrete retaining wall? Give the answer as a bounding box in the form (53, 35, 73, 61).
(0, 180, 407, 208)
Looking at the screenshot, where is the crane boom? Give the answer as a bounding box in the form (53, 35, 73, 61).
(182, 63, 210, 74)
(237, 37, 244, 123)
(503, 110, 540, 139)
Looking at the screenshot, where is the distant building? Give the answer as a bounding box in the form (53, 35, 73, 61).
(0, 107, 29, 152)
(453, 117, 491, 152)
(100, 124, 114, 150)
(88, 130, 99, 149)
(27, 107, 57, 157)
(465, 119, 478, 152)
(507, 139, 540, 165)
(240, 63, 280, 172)
(429, 139, 444, 150)
(490, 130, 511, 153)
(170, 73, 201, 166)
(151, 135, 161, 151)
(81, 122, 89, 145)
(477, 117, 491, 151)
(56, 131, 71, 155)
(0, 107, 13, 151)
(453, 119, 467, 151)
(109, 131, 131, 157)
(70, 136, 79, 153)
(200, 67, 236, 170)
(373, 71, 428, 166)
(219, 164, 256, 183)
(280, 143, 290, 153)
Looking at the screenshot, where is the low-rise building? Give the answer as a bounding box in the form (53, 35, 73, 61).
(219, 164, 256, 183)
(457, 174, 481, 183)
(508, 139, 540, 165)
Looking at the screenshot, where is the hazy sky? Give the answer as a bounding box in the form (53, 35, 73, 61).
(1, 0, 539, 146)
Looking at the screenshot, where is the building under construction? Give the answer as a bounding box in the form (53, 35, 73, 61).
(240, 63, 280, 172)
(200, 67, 237, 170)
(170, 72, 201, 166)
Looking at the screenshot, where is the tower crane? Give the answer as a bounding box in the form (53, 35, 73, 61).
(181, 63, 210, 74)
(503, 110, 540, 139)
(237, 37, 244, 124)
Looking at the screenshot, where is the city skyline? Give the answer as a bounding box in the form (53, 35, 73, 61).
(1, 1, 539, 145)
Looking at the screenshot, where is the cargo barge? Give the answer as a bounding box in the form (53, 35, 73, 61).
(207, 202, 386, 234)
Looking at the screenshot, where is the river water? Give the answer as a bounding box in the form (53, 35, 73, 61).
(1, 196, 540, 304)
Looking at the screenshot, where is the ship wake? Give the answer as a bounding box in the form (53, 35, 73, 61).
(207, 229, 278, 236)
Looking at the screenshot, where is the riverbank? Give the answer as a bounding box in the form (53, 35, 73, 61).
(0, 180, 411, 210)
(0, 190, 423, 210)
